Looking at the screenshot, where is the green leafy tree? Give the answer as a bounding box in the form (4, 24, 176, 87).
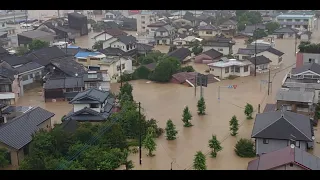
(119, 82, 134, 101)
(29, 39, 49, 51)
(165, 119, 178, 140)
(237, 22, 246, 31)
(150, 57, 181, 82)
(168, 45, 177, 53)
(197, 97, 206, 115)
(208, 135, 222, 158)
(234, 139, 256, 158)
(180, 65, 195, 72)
(133, 66, 151, 79)
(253, 29, 268, 39)
(143, 127, 157, 156)
(265, 22, 280, 34)
(244, 103, 254, 119)
(193, 151, 207, 170)
(192, 45, 203, 55)
(92, 40, 104, 50)
(16, 46, 29, 56)
(182, 106, 193, 127)
(0, 148, 9, 168)
(236, 10, 248, 18)
(119, 93, 131, 107)
(138, 51, 164, 65)
(229, 115, 239, 136)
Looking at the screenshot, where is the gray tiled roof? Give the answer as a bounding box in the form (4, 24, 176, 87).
(18, 30, 55, 39)
(70, 88, 110, 104)
(273, 27, 299, 34)
(276, 89, 315, 103)
(63, 107, 110, 121)
(25, 46, 67, 66)
(198, 24, 218, 31)
(291, 63, 320, 75)
(0, 107, 55, 149)
(14, 62, 44, 74)
(251, 111, 313, 142)
(248, 55, 272, 65)
(51, 56, 87, 77)
(44, 76, 84, 89)
(167, 47, 191, 62)
(117, 35, 137, 45)
(1, 55, 30, 66)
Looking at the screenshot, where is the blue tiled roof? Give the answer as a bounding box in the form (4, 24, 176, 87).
(74, 51, 103, 58)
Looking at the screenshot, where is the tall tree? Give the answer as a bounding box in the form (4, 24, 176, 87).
(119, 82, 134, 101)
(0, 148, 9, 168)
(229, 115, 239, 136)
(244, 103, 254, 119)
(150, 57, 181, 82)
(182, 106, 193, 127)
(165, 119, 178, 140)
(92, 40, 104, 50)
(192, 45, 203, 55)
(143, 127, 157, 157)
(265, 22, 280, 34)
(197, 97, 206, 115)
(193, 151, 207, 170)
(28, 39, 49, 51)
(208, 135, 222, 158)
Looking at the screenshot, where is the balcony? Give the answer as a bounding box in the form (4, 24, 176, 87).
(278, 21, 309, 26)
(0, 92, 15, 100)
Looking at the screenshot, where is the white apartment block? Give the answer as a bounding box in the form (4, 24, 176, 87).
(136, 11, 157, 34)
(276, 13, 316, 31)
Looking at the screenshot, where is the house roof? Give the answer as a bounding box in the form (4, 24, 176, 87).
(243, 24, 266, 34)
(60, 119, 80, 133)
(267, 47, 284, 56)
(18, 30, 55, 39)
(263, 104, 276, 113)
(172, 72, 197, 84)
(183, 12, 197, 22)
(248, 55, 272, 65)
(273, 27, 299, 34)
(63, 107, 111, 121)
(70, 88, 110, 104)
(221, 19, 237, 26)
(0, 107, 55, 150)
(147, 22, 167, 27)
(116, 35, 137, 45)
(167, 47, 191, 62)
(0, 47, 8, 55)
(1, 55, 30, 66)
(74, 51, 105, 58)
(25, 46, 67, 66)
(68, 12, 86, 19)
(93, 28, 127, 39)
(14, 61, 44, 74)
(51, 56, 87, 77)
(291, 63, 320, 75)
(247, 146, 320, 170)
(0, 62, 17, 82)
(155, 25, 174, 32)
(136, 43, 154, 52)
(208, 59, 251, 68)
(276, 89, 315, 103)
(44, 76, 84, 89)
(66, 47, 82, 56)
(201, 49, 223, 59)
(143, 62, 157, 71)
(237, 47, 284, 56)
(251, 111, 313, 142)
(99, 47, 126, 56)
(198, 24, 218, 31)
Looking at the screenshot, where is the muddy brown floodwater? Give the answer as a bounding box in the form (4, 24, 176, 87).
(15, 21, 320, 170)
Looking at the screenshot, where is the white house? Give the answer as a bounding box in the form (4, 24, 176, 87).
(208, 58, 251, 79)
(198, 24, 220, 40)
(248, 55, 272, 73)
(237, 47, 284, 67)
(92, 29, 127, 42)
(105, 12, 116, 20)
(154, 25, 176, 45)
(173, 36, 202, 46)
(102, 35, 137, 52)
(99, 57, 133, 83)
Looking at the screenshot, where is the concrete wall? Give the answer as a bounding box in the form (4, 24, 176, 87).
(256, 138, 307, 155)
(298, 53, 320, 67)
(209, 65, 250, 79)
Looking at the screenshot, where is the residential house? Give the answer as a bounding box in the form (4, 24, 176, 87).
(182, 12, 197, 27)
(138, 21, 167, 44)
(276, 12, 315, 31)
(63, 88, 114, 123)
(276, 88, 316, 120)
(136, 11, 157, 33)
(99, 56, 133, 82)
(68, 12, 88, 36)
(173, 36, 202, 46)
(299, 31, 312, 42)
(296, 48, 320, 68)
(136, 43, 154, 55)
(202, 35, 235, 55)
(167, 47, 192, 63)
(83, 71, 110, 91)
(175, 24, 193, 35)
(198, 24, 220, 40)
(241, 24, 266, 36)
(0, 62, 19, 105)
(247, 146, 320, 170)
(75, 51, 107, 70)
(194, 49, 223, 64)
(17, 30, 55, 47)
(272, 27, 299, 39)
(154, 25, 176, 45)
(118, 17, 137, 31)
(102, 35, 137, 56)
(104, 11, 117, 20)
(251, 110, 314, 155)
(248, 55, 272, 73)
(172, 18, 193, 30)
(92, 28, 127, 42)
(0, 107, 54, 168)
(208, 58, 251, 79)
(170, 72, 218, 87)
(219, 19, 237, 36)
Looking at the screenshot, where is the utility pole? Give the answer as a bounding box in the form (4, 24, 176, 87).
(218, 86, 220, 103)
(254, 23, 257, 77)
(294, 34, 297, 56)
(118, 54, 123, 88)
(138, 102, 142, 165)
(65, 33, 68, 54)
(200, 75, 203, 98)
(194, 74, 197, 96)
(58, 10, 60, 18)
(25, 10, 29, 32)
(267, 69, 271, 96)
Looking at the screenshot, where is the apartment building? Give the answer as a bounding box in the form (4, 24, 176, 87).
(276, 12, 316, 31)
(136, 11, 157, 34)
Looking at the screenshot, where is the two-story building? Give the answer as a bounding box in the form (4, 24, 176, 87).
(154, 25, 176, 45)
(208, 58, 251, 79)
(102, 35, 137, 56)
(198, 24, 220, 40)
(136, 11, 157, 34)
(75, 51, 107, 70)
(83, 71, 110, 91)
(202, 35, 235, 55)
(99, 56, 133, 82)
(219, 19, 237, 36)
(92, 28, 127, 43)
(17, 30, 55, 47)
(251, 110, 314, 156)
(0, 62, 19, 105)
(276, 12, 316, 31)
(296, 42, 320, 68)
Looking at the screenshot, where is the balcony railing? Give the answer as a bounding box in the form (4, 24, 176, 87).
(278, 21, 309, 25)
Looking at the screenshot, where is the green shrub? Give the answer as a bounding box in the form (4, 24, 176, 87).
(180, 66, 195, 72)
(118, 74, 133, 82)
(234, 138, 256, 158)
(133, 66, 151, 79)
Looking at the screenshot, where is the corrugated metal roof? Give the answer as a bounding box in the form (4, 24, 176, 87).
(276, 89, 315, 103)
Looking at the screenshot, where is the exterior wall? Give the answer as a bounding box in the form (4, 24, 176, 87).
(255, 138, 308, 155)
(237, 54, 252, 60)
(256, 51, 282, 66)
(137, 14, 157, 33)
(297, 52, 320, 67)
(173, 40, 187, 46)
(271, 164, 305, 170)
(73, 103, 101, 112)
(102, 37, 118, 49)
(100, 58, 133, 82)
(300, 34, 309, 41)
(18, 68, 43, 96)
(209, 65, 250, 79)
(110, 41, 136, 52)
(38, 118, 52, 131)
(194, 54, 213, 64)
(296, 52, 304, 68)
(276, 100, 314, 117)
(156, 37, 171, 45)
(94, 33, 113, 42)
(203, 46, 230, 55)
(199, 30, 218, 39)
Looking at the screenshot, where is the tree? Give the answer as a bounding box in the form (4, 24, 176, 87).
(236, 10, 248, 18)
(165, 119, 178, 140)
(208, 135, 222, 158)
(29, 39, 49, 51)
(197, 97, 206, 115)
(0, 148, 9, 168)
(234, 138, 256, 158)
(192, 45, 203, 55)
(16, 46, 29, 56)
(229, 115, 239, 136)
(168, 45, 177, 53)
(133, 66, 151, 79)
(265, 22, 280, 34)
(119, 82, 133, 101)
(182, 106, 193, 127)
(143, 127, 157, 157)
(180, 66, 195, 72)
(138, 51, 164, 65)
(237, 22, 246, 31)
(237, 11, 262, 25)
(193, 151, 206, 170)
(150, 57, 181, 82)
(253, 29, 268, 39)
(92, 40, 104, 50)
(244, 103, 254, 119)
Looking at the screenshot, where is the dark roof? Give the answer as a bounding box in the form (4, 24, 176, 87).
(147, 22, 167, 27)
(266, 47, 284, 56)
(167, 48, 191, 62)
(70, 88, 110, 104)
(68, 12, 86, 19)
(0, 47, 8, 55)
(243, 24, 266, 34)
(0, 107, 55, 149)
(248, 55, 272, 65)
(198, 24, 218, 31)
(136, 43, 154, 52)
(263, 104, 276, 113)
(273, 27, 299, 34)
(51, 56, 87, 77)
(201, 49, 223, 59)
(203, 42, 231, 47)
(251, 111, 313, 142)
(93, 28, 127, 39)
(66, 47, 82, 56)
(25, 46, 67, 66)
(63, 107, 111, 122)
(172, 72, 197, 83)
(60, 119, 80, 133)
(116, 35, 137, 45)
(83, 72, 103, 82)
(18, 30, 55, 39)
(103, 21, 119, 29)
(183, 12, 197, 21)
(14, 62, 43, 74)
(237, 47, 284, 56)
(99, 47, 126, 56)
(1, 55, 30, 66)
(291, 63, 320, 75)
(0, 62, 17, 81)
(143, 62, 157, 71)
(221, 19, 237, 26)
(155, 25, 174, 33)
(248, 146, 320, 170)
(44, 76, 84, 89)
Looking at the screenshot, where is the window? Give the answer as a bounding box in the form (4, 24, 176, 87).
(29, 74, 34, 78)
(235, 66, 240, 73)
(210, 68, 214, 71)
(142, 21, 145, 24)
(88, 74, 97, 79)
(278, 57, 282, 63)
(218, 48, 223, 52)
(117, 65, 121, 71)
(90, 103, 99, 108)
(0, 99, 12, 105)
(2, 23, 5, 27)
(206, 31, 213, 34)
(225, 67, 229, 73)
(289, 163, 293, 167)
(78, 58, 87, 62)
(87, 82, 98, 88)
(126, 45, 129, 51)
(295, 141, 300, 148)
(122, 64, 125, 69)
(263, 139, 269, 144)
(141, 16, 145, 19)
(23, 145, 29, 156)
(90, 57, 100, 61)
(244, 65, 248, 72)
(0, 84, 11, 92)
(142, 26, 145, 29)
(309, 58, 315, 63)
(22, 75, 29, 81)
(230, 66, 234, 72)
(304, 19, 309, 22)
